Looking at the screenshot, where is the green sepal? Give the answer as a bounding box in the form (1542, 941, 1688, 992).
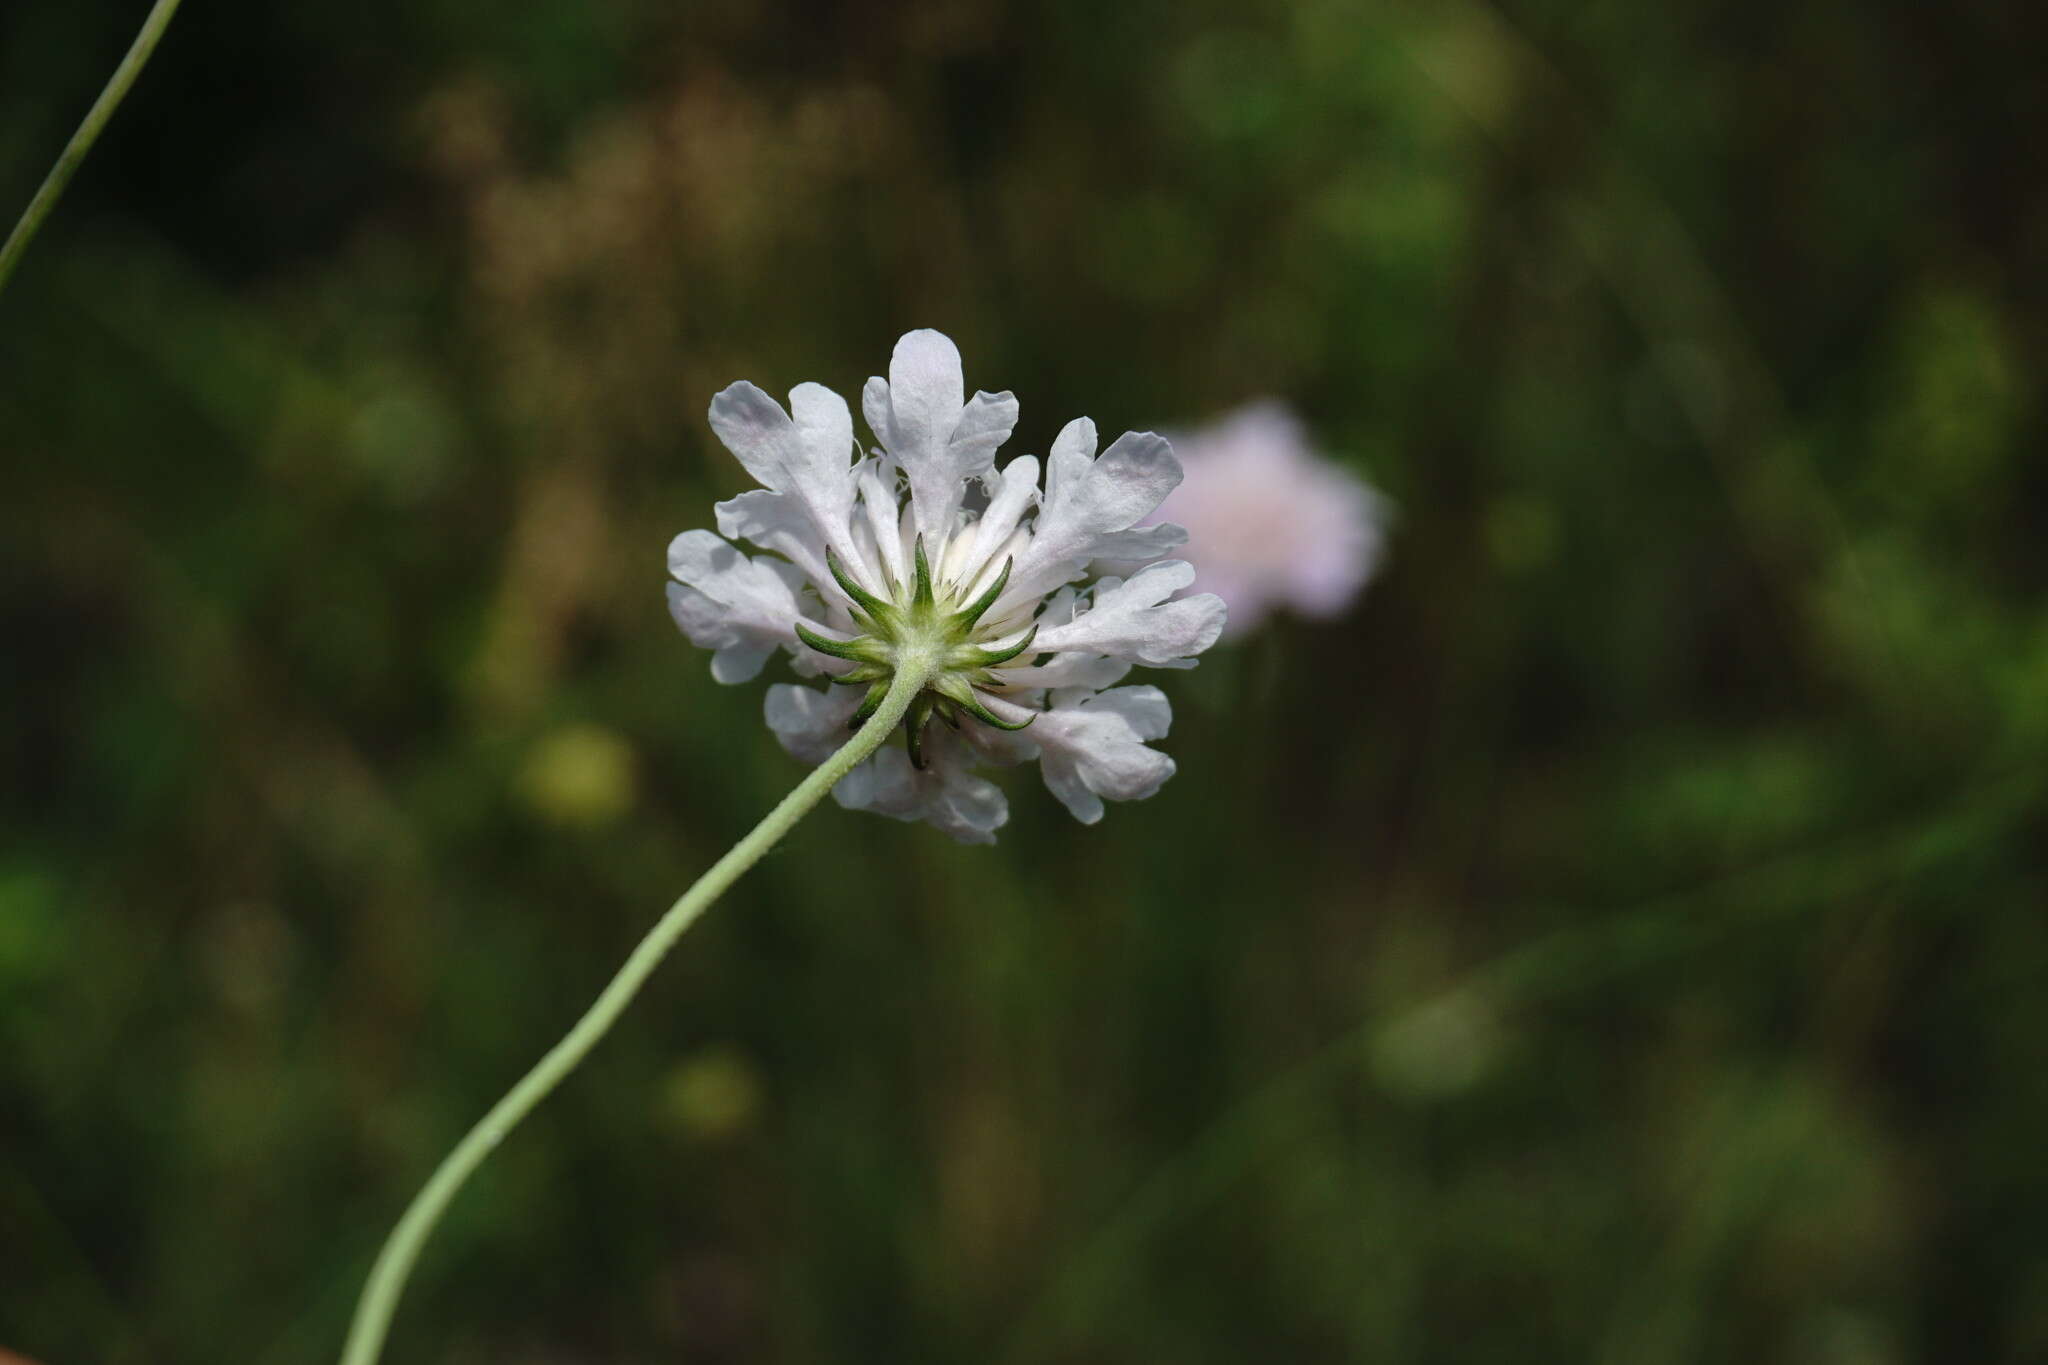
(795, 621, 887, 664)
(847, 679, 891, 730)
(904, 692, 936, 768)
(911, 535, 935, 609)
(831, 663, 890, 684)
(933, 673, 1037, 732)
(953, 623, 1038, 668)
(950, 555, 1013, 629)
(961, 693, 1036, 731)
(826, 548, 897, 625)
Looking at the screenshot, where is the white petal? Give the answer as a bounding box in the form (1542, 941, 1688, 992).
(996, 425, 1183, 614)
(1029, 685, 1178, 824)
(1066, 430, 1181, 531)
(714, 491, 832, 595)
(1088, 520, 1188, 564)
(764, 684, 1012, 842)
(1030, 561, 1227, 666)
(707, 382, 796, 486)
(709, 641, 772, 683)
(957, 710, 1044, 765)
(788, 382, 855, 485)
(1087, 684, 1173, 739)
(707, 380, 861, 564)
(882, 330, 964, 456)
(976, 691, 1040, 727)
(953, 454, 1040, 592)
(938, 526, 981, 586)
(989, 653, 1133, 691)
(666, 530, 811, 683)
(864, 330, 1019, 542)
(834, 738, 1009, 844)
(847, 457, 904, 590)
(1040, 584, 1083, 627)
(951, 389, 1021, 471)
(860, 377, 893, 457)
(763, 682, 862, 763)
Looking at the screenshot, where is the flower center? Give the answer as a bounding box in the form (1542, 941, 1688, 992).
(792, 536, 1037, 767)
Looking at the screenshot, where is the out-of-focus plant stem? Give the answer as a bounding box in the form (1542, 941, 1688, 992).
(338, 663, 932, 1365)
(0, 0, 185, 300)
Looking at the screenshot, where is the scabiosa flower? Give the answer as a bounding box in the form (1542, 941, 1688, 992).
(666, 330, 1227, 843)
(1152, 400, 1389, 638)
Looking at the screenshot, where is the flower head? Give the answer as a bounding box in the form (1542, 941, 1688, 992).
(667, 330, 1226, 842)
(1152, 401, 1388, 637)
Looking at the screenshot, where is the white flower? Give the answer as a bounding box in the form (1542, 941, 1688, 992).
(1150, 400, 1388, 637)
(667, 329, 1227, 843)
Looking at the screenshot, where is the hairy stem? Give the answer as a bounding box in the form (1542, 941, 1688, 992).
(339, 666, 926, 1365)
(0, 0, 185, 300)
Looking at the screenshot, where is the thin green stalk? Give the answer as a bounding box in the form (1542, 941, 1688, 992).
(0, 0, 184, 300)
(340, 665, 930, 1365)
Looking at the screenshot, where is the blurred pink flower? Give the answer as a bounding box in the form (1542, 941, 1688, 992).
(1154, 401, 1389, 637)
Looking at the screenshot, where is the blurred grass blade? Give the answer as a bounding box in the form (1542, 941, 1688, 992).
(0, 0, 185, 300)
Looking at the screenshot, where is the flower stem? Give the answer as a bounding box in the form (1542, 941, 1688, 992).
(339, 666, 928, 1365)
(0, 0, 184, 301)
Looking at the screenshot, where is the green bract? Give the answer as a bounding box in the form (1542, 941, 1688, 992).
(793, 539, 1038, 768)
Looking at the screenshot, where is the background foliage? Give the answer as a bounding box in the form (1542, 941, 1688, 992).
(3, 0, 2045, 1361)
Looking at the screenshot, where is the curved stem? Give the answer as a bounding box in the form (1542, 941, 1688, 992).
(339, 666, 928, 1365)
(0, 0, 185, 301)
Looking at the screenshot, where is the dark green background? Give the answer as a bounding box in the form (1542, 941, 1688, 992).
(3, 0, 2044, 1361)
